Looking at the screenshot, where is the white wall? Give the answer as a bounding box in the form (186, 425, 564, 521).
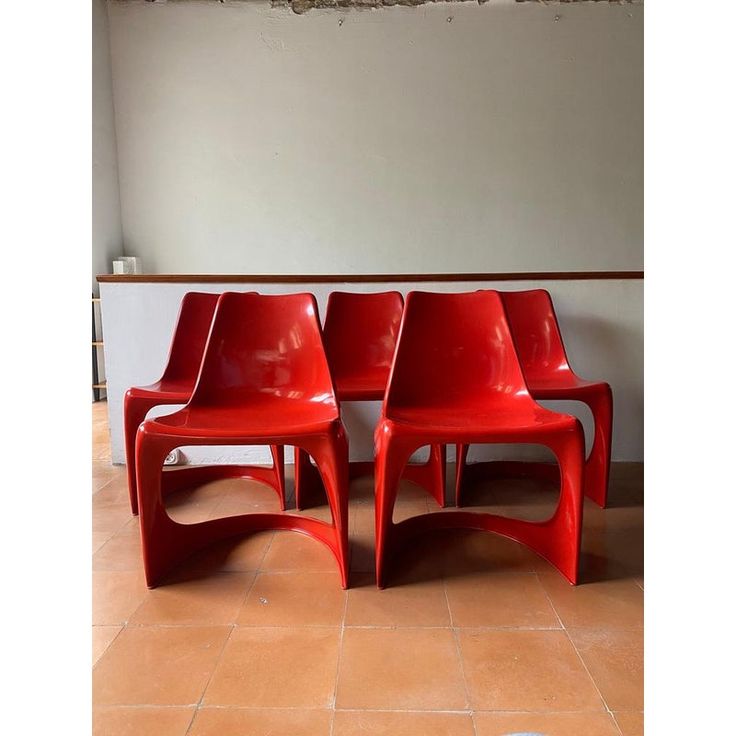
(107, 0, 643, 275)
(100, 279, 643, 465)
(92, 0, 123, 294)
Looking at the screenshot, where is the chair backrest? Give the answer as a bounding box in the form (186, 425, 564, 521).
(501, 289, 571, 382)
(188, 292, 338, 412)
(384, 290, 530, 411)
(159, 292, 221, 384)
(322, 291, 404, 388)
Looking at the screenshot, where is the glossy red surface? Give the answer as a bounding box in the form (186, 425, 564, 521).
(375, 290, 585, 586)
(135, 292, 350, 588)
(294, 291, 445, 510)
(454, 289, 612, 508)
(323, 291, 404, 401)
(123, 292, 284, 515)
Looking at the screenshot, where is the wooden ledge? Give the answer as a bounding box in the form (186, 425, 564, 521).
(97, 271, 644, 284)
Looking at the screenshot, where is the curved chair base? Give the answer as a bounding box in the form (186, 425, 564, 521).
(455, 442, 609, 509)
(454, 386, 613, 508)
(161, 453, 286, 510)
(143, 512, 348, 589)
(454, 454, 561, 507)
(136, 426, 349, 590)
(381, 509, 580, 588)
(125, 392, 286, 514)
(375, 422, 585, 590)
(295, 445, 446, 510)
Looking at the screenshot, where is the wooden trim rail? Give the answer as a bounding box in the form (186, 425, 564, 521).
(97, 271, 643, 284)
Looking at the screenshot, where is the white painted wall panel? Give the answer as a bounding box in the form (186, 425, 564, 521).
(100, 280, 643, 465)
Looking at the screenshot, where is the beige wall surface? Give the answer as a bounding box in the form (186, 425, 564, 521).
(93, 0, 123, 293)
(107, 0, 643, 275)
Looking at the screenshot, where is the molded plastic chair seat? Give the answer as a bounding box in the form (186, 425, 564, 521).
(123, 292, 285, 515)
(295, 291, 446, 509)
(135, 292, 350, 589)
(126, 379, 197, 401)
(454, 289, 612, 508)
(387, 401, 576, 434)
(524, 375, 609, 397)
(145, 398, 340, 438)
(332, 373, 387, 401)
(374, 290, 585, 588)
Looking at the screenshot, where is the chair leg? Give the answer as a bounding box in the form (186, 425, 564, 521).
(402, 444, 447, 507)
(374, 426, 416, 589)
(269, 445, 286, 510)
(135, 427, 182, 586)
(123, 392, 159, 515)
(294, 447, 326, 510)
(537, 425, 585, 584)
(301, 428, 351, 589)
(582, 386, 613, 508)
(454, 443, 470, 506)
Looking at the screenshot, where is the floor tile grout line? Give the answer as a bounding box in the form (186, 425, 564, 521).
(535, 570, 566, 631)
(91, 625, 126, 671)
(181, 704, 199, 735)
(108, 622, 574, 631)
(91, 477, 118, 497)
(256, 529, 276, 572)
(184, 621, 237, 735)
(562, 626, 621, 728)
(94, 704, 624, 714)
(92, 525, 136, 561)
(609, 711, 626, 736)
(536, 572, 623, 732)
(329, 590, 348, 736)
(201, 491, 229, 522)
(442, 577, 477, 734)
(183, 573, 260, 734)
(228, 568, 263, 630)
(333, 707, 620, 714)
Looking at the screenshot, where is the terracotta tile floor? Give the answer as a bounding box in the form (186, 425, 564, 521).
(92, 401, 644, 735)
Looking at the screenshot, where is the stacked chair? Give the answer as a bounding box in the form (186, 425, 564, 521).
(123, 292, 284, 515)
(294, 291, 446, 509)
(454, 289, 613, 508)
(124, 287, 613, 590)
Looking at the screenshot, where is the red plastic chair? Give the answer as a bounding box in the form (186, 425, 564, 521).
(135, 292, 350, 588)
(454, 289, 612, 508)
(124, 292, 285, 515)
(293, 291, 446, 509)
(374, 290, 585, 587)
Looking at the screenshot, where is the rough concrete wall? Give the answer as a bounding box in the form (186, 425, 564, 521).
(272, 0, 489, 14)
(113, 1, 641, 16)
(271, 0, 638, 16)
